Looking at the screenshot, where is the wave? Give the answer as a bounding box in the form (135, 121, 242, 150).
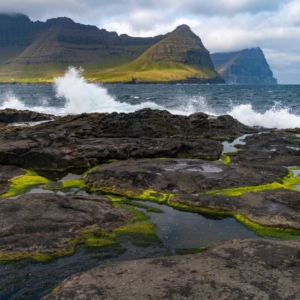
(0, 67, 163, 115)
(227, 102, 300, 129)
(54, 67, 163, 114)
(0, 67, 300, 129)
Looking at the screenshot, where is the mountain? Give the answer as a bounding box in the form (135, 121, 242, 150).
(211, 48, 277, 85)
(0, 14, 223, 83)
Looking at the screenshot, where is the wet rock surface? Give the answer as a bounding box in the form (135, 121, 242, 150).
(0, 108, 300, 299)
(85, 158, 287, 194)
(0, 194, 131, 254)
(42, 238, 300, 300)
(230, 130, 300, 166)
(173, 189, 300, 229)
(0, 164, 25, 195)
(0, 108, 252, 169)
(0, 108, 54, 125)
(0, 135, 223, 169)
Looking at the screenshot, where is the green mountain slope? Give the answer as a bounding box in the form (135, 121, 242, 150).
(211, 48, 277, 85)
(88, 25, 224, 83)
(0, 14, 223, 83)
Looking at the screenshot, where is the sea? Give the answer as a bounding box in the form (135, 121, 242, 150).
(0, 67, 300, 129)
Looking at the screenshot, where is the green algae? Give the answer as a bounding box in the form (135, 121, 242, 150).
(51, 284, 62, 294)
(176, 246, 206, 255)
(218, 153, 231, 165)
(0, 239, 78, 263)
(235, 213, 300, 238)
(166, 199, 300, 239)
(79, 227, 116, 248)
(0, 199, 160, 262)
(1, 170, 49, 198)
(121, 200, 163, 213)
(207, 168, 300, 197)
(91, 187, 172, 204)
(113, 205, 160, 246)
(45, 179, 87, 191)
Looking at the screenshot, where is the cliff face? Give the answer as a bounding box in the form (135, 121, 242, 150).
(93, 25, 224, 83)
(0, 14, 166, 67)
(0, 14, 222, 83)
(211, 48, 277, 85)
(139, 25, 214, 68)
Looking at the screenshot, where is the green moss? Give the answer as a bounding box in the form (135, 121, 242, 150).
(122, 200, 163, 213)
(218, 154, 231, 165)
(45, 179, 87, 190)
(207, 182, 284, 196)
(207, 168, 300, 197)
(80, 227, 116, 248)
(235, 214, 300, 238)
(166, 196, 300, 238)
(92, 187, 172, 204)
(167, 198, 232, 217)
(1, 170, 49, 198)
(51, 284, 62, 294)
(176, 246, 206, 255)
(114, 221, 156, 236)
(0, 239, 78, 262)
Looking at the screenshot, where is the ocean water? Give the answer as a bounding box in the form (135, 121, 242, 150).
(0, 67, 300, 129)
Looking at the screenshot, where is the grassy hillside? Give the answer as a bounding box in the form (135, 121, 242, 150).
(87, 61, 221, 83)
(0, 15, 223, 83)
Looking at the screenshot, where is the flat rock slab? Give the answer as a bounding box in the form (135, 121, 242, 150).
(0, 134, 223, 169)
(0, 194, 131, 253)
(42, 238, 300, 300)
(27, 108, 256, 139)
(173, 189, 300, 229)
(0, 108, 257, 169)
(0, 108, 54, 125)
(0, 165, 25, 195)
(231, 131, 300, 166)
(84, 158, 287, 194)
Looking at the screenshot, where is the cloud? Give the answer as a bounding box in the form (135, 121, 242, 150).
(0, 0, 299, 83)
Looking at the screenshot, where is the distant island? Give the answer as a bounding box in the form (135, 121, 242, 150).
(0, 13, 276, 84)
(211, 48, 277, 85)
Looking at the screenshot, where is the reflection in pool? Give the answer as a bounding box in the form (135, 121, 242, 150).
(135, 201, 258, 248)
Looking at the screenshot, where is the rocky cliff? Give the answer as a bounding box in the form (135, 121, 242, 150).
(211, 48, 277, 85)
(95, 24, 223, 83)
(0, 14, 222, 83)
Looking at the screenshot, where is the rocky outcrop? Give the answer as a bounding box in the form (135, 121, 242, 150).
(140, 25, 214, 67)
(0, 165, 24, 195)
(0, 194, 131, 254)
(211, 47, 277, 85)
(0, 109, 255, 169)
(1, 107, 300, 299)
(84, 158, 287, 195)
(42, 238, 300, 300)
(0, 108, 54, 125)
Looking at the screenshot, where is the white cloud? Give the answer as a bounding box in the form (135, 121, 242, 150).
(0, 0, 299, 83)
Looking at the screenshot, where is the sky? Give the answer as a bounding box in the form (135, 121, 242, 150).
(1, 0, 300, 84)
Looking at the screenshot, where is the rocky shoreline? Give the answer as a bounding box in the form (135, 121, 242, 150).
(0, 108, 300, 299)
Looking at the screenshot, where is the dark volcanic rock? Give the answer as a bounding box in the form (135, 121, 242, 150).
(0, 109, 254, 169)
(0, 108, 54, 125)
(0, 194, 131, 254)
(0, 165, 25, 195)
(173, 189, 300, 230)
(84, 158, 287, 195)
(0, 135, 223, 169)
(230, 131, 300, 166)
(42, 238, 300, 300)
